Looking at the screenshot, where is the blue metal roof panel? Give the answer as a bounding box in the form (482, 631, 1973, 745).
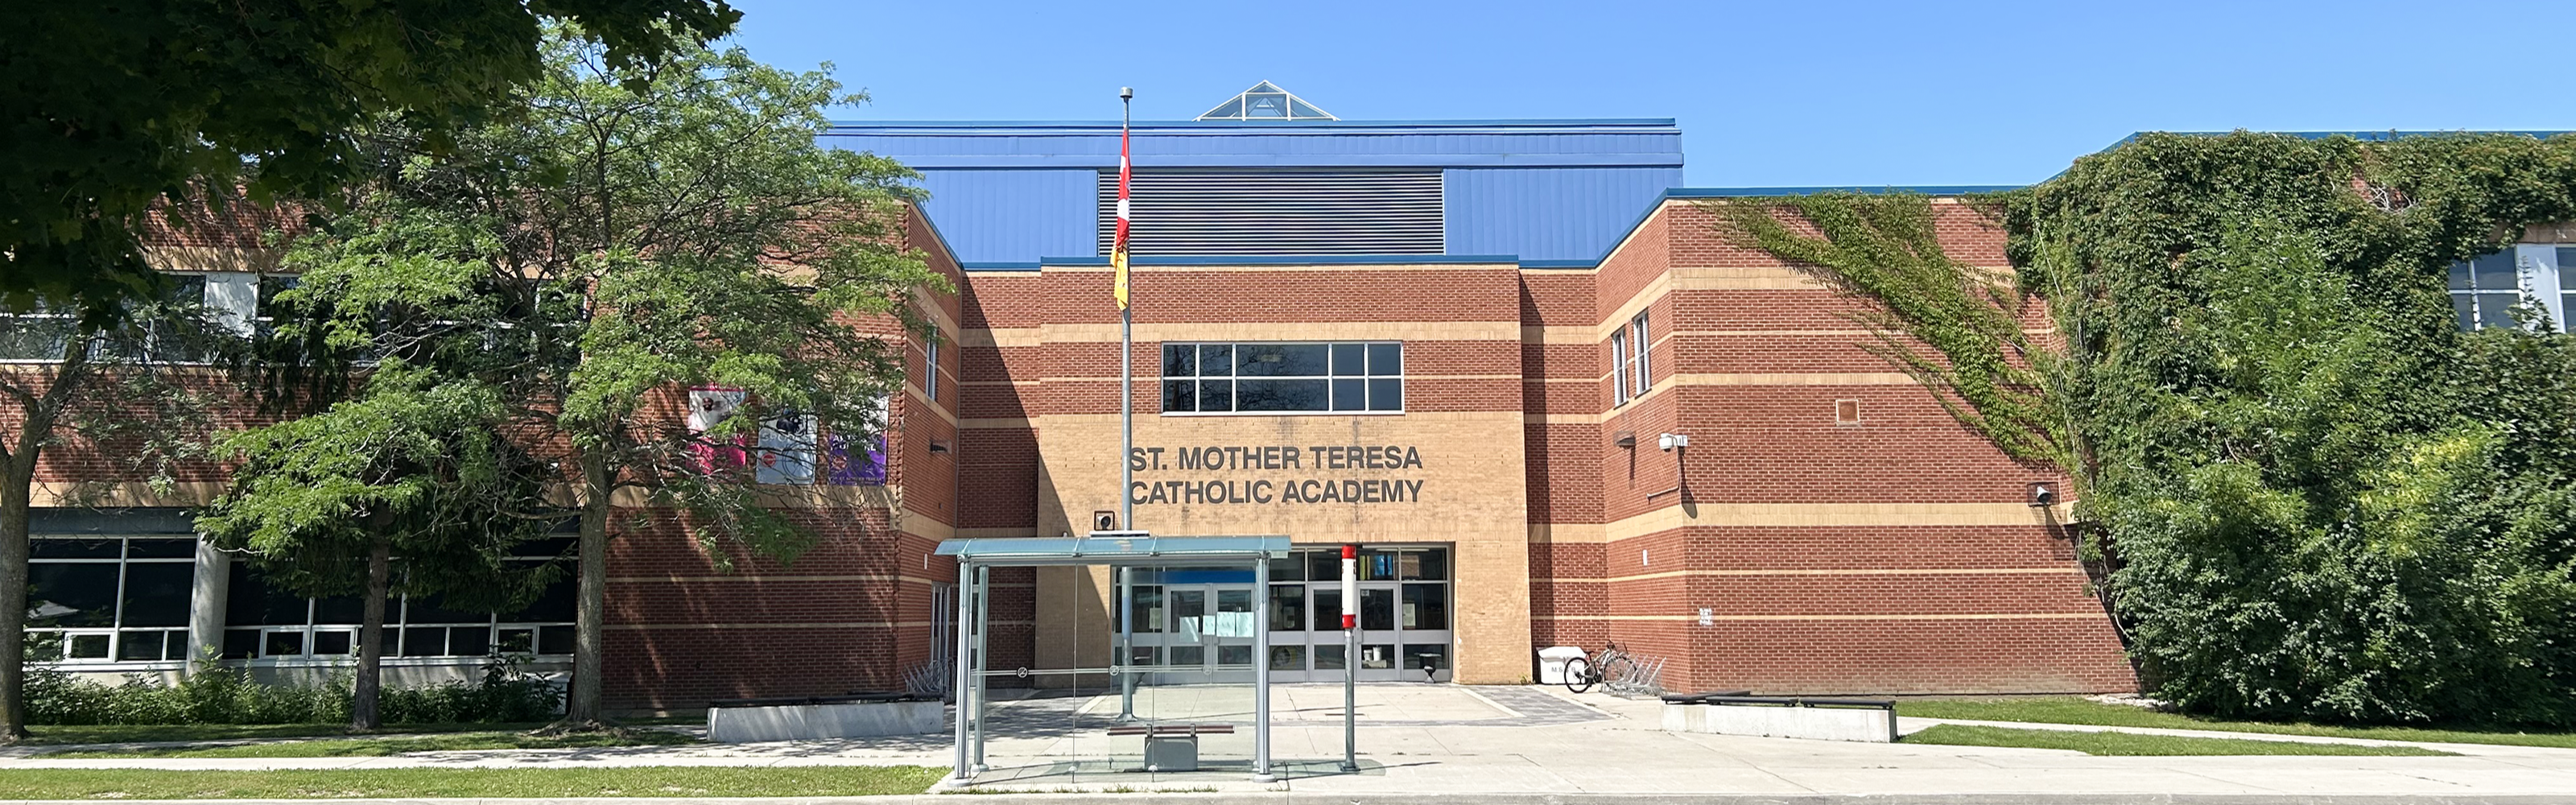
(914, 169, 1097, 264)
(1447, 167, 1684, 262)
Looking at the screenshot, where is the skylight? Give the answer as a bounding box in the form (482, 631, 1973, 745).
(1195, 81, 1336, 121)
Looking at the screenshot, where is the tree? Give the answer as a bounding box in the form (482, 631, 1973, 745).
(195, 365, 553, 731)
(3, 0, 743, 320)
(0, 292, 234, 742)
(279, 33, 943, 726)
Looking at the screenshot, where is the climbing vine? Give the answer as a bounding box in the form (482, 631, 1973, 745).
(1717, 132, 2576, 726)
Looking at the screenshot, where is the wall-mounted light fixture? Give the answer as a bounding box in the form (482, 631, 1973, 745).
(928, 440, 952, 454)
(2029, 482, 2055, 508)
(1612, 431, 1637, 448)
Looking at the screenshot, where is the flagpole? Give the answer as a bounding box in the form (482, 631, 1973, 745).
(1115, 87, 1137, 724)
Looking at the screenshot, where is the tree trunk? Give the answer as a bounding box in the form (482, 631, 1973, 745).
(350, 535, 393, 732)
(0, 452, 37, 744)
(565, 452, 612, 726)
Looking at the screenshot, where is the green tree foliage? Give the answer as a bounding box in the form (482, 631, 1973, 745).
(2, 0, 741, 320)
(277, 33, 943, 726)
(195, 365, 554, 730)
(1715, 133, 2576, 726)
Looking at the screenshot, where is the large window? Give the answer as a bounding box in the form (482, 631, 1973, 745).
(1612, 309, 1651, 407)
(1161, 341, 1402, 414)
(221, 551, 578, 662)
(27, 537, 198, 663)
(2450, 246, 2575, 332)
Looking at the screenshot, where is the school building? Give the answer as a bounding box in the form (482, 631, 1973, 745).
(17, 82, 2137, 710)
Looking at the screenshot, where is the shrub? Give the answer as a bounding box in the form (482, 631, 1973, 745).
(25, 656, 560, 726)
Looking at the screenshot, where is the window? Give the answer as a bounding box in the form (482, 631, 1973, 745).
(1629, 310, 1652, 398)
(1161, 341, 1402, 414)
(2450, 246, 2574, 332)
(26, 537, 199, 663)
(219, 546, 579, 662)
(1610, 328, 1630, 406)
(923, 338, 939, 402)
(2, 274, 213, 363)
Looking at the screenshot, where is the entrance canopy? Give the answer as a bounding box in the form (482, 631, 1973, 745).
(935, 534, 1291, 782)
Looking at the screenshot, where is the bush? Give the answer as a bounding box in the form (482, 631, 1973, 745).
(25, 656, 561, 726)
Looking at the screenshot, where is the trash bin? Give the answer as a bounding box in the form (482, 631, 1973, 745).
(1536, 646, 1586, 684)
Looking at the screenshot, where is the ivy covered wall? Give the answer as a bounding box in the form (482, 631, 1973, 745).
(1717, 132, 2576, 725)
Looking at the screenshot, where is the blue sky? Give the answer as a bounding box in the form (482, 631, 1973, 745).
(729, 0, 2571, 188)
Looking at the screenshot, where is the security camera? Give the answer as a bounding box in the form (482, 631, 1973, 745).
(1657, 433, 1688, 452)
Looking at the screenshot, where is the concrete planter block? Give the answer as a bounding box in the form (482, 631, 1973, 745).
(708, 699, 947, 742)
(1662, 701, 1897, 743)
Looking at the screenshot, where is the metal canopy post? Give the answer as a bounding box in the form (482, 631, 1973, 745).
(1251, 550, 1274, 781)
(971, 564, 989, 771)
(951, 559, 973, 780)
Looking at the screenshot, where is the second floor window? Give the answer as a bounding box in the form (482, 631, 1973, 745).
(2450, 246, 2575, 332)
(1162, 341, 1402, 414)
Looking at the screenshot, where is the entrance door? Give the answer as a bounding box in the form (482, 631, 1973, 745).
(1138, 584, 1257, 685)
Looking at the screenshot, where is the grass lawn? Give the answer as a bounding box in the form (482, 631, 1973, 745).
(1899, 696, 2576, 749)
(0, 766, 945, 799)
(19, 717, 701, 747)
(47, 729, 697, 758)
(1901, 724, 2455, 756)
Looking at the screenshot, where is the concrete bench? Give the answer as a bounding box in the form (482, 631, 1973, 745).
(705, 692, 946, 742)
(1107, 723, 1233, 772)
(1659, 694, 1897, 743)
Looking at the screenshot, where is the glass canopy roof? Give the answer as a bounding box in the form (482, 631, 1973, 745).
(935, 533, 1291, 566)
(1195, 81, 1336, 121)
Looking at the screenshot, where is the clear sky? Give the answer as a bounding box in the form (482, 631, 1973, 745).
(727, 0, 2572, 188)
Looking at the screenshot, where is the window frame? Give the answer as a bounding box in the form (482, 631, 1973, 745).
(1629, 310, 1652, 398)
(1610, 327, 1631, 407)
(218, 551, 579, 665)
(25, 536, 201, 667)
(1159, 341, 1405, 416)
(2450, 245, 2574, 332)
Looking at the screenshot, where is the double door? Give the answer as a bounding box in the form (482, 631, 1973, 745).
(1125, 584, 1259, 685)
(1267, 582, 1451, 683)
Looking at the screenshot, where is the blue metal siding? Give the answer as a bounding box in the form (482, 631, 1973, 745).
(824, 122, 1683, 169)
(1444, 167, 1683, 262)
(913, 169, 1097, 265)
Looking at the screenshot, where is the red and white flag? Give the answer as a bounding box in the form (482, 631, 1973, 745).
(1113, 122, 1131, 310)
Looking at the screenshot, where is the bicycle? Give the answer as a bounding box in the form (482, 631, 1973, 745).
(1562, 641, 1637, 695)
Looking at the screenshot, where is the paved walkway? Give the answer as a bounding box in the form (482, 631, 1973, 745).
(6, 684, 2576, 800)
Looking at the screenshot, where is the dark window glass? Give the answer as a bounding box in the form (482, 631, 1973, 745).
(538, 625, 575, 654)
(2454, 296, 2478, 331)
(313, 630, 353, 655)
(405, 595, 487, 625)
(68, 634, 110, 658)
(1404, 644, 1449, 672)
(1331, 378, 1363, 411)
(1269, 584, 1306, 632)
(1268, 556, 1304, 582)
(221, 629, 260, 659)
(1198, 345, 1232, 376)
(266, 631, 305, 656)
(2480, 293, 2518, 328)
(1162, 380, 1196, 413)
(1169, 645, 1204, 667)
(402, 627, 446, 657)
(497, 628, 535, 654)
(449, 626, 491, 657)
(2474, 252, 2517, 290)
(32, 539, 120, 559)
(1367, 343, 1401, 376)
(1269, 645, 1305, 671)
(1307, 551, 1337, 580)
(1311, 588, 1342, 631)
(28, 564, 118, 627)
(2447, 261, 2473, 291)
(1416, 549, 1448, 581)
(118, 630, 167, 661)
(1361, 643, 1396, 669)
(227, 564, 313, 627)
(120, 563, 193, 627)
(1162, 344, 1195, 377)
(1127, 585, 1163, 634)
(1128, 645, 1159, 667)
(1368, 378, 1402, 411)
(1236, 344, 1326, 377)
(1199, 380, 1231, 411)
(313, 596, 365, 625)
(502, 575, 577, 623)
(1360, 588, 1394, 631)
(1331, 343, 1364, 374)
(126, 539, 196, 559)
(1313, 643, 1345, 670)
(1403, 584, 1449, 630)
(165, 630, 191, 659)
(1236, 378, 1326, 411)
(1218, 644, 1253, 667)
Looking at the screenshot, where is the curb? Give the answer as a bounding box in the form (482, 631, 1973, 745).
(11, 795, 2576, 805)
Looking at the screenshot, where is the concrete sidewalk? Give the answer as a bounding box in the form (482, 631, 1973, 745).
(5, 685, 2574, 799)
